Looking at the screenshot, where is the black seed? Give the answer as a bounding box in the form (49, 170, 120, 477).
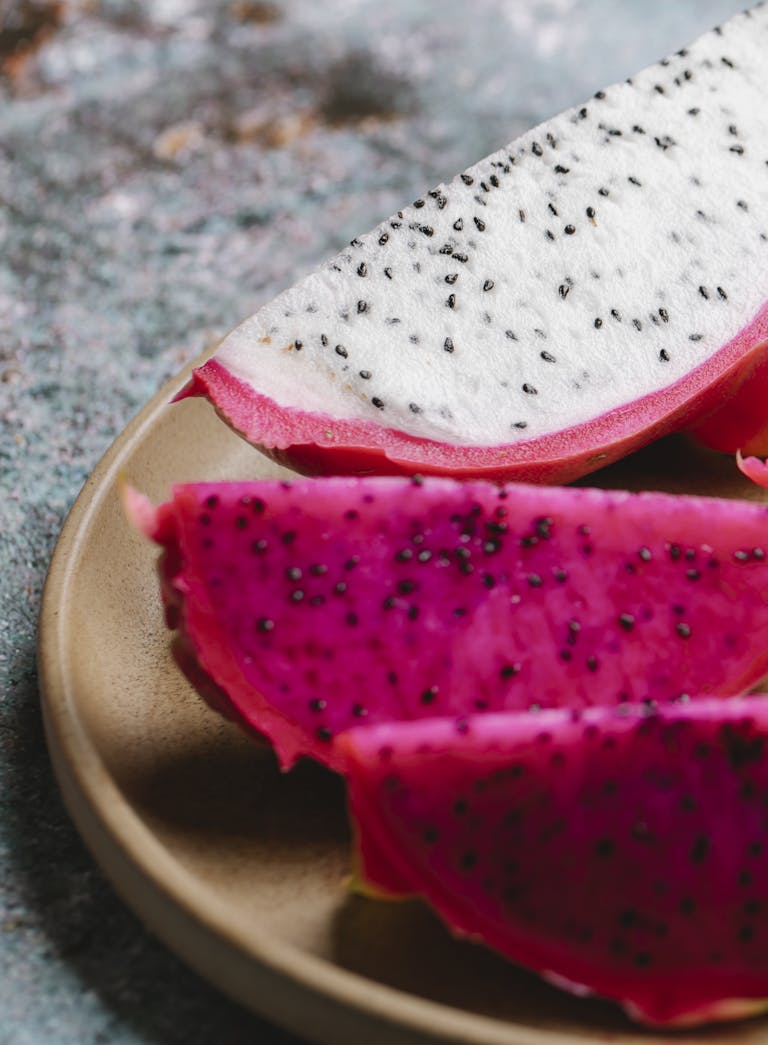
(357, 300, 367, 313)
(378, 233, 389, 245)
(564, 224, 576, 235)
(460, 173, 474, 185)
(659, 349, 670, 362)
(598, 187, 609, 197)
(474, 217, 486, 231)
(680, 897, 695, 915)
(483, 279, 495, 292)
(586, 656, 599, 672)
(718, 286, 728, 299)
(691, 834, 710, 863)
(453, 252, 468, 263)
(445, 273, 458, 285)
(359, 370, 372, 381)
(447, 294, 456, 309)
(595, 837, 614, 857)
(532, 142, 543, 156)
(294, 340, 303, 350)
(528, 573, 543, 588)
(444, 336, 455, 353)
(730, 144, 745, 155)
(309, 698, 327, 712)
(453, 218, 464, 231)
(611, 309, 621, 321)
(618, 613, 635, 631)
(421, 686, 438, 705)
(357, 262, 367, 277)
(384, 267, 393, 280)
(522, 383, 538, 395)
(371, 396, 384, 409)
(659, 307, 669, 323)
(353, 703, 368, 718)
(335, 344, 348, 358)
(257, 617, 274, 632)
(316, 726, 333, 743)
(689, 333, 703, 342)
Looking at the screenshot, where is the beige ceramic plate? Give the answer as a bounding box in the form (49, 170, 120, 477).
(39, 365, 768, 1045)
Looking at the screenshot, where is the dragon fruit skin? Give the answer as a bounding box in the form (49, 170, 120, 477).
(181, 5, 768, 485)
(738, 451, 768, 489)
(338, 701, 768, 1027)
(129, 476, 768, 773)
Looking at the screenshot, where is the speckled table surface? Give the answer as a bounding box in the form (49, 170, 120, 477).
(0, 1, 753, 1042)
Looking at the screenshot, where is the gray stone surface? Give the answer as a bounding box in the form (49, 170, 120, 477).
(0, 1, 752, 1041)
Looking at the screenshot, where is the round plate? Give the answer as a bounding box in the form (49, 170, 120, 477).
(38, 365, 768, 1045)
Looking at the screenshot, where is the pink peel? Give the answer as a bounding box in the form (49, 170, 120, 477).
(737, 450, 768, 490)
(182, 310, 768, 484)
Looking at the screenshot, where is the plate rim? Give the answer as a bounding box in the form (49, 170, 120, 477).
(37, 363, 577, 1045)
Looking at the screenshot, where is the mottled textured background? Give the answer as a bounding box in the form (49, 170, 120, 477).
(0, 1, 753, 1041)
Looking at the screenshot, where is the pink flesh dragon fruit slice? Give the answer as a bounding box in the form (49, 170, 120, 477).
(338, 700, 768, 1027)
(129, 476, 768, 772)
(181, 6, 768, 484)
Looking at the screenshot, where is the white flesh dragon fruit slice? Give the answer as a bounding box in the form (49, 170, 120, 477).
(183, 6, 768, 483)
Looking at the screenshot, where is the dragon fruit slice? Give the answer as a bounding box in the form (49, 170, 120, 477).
(338, 700, 768, 1027)
(182, 6, 768, 484)
(129, 475, 768, 772)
